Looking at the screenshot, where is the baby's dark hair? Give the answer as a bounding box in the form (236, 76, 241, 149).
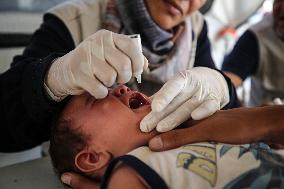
(49, 114, 89, 179)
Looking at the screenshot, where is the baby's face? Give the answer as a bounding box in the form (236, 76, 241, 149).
(62, 85, 157, 156)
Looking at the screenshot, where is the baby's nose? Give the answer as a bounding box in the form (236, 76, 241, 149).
(112, 85, 131, 97)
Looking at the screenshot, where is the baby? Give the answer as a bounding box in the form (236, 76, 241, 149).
(49, 85, 158, 180)
(49, 85, 284, 189)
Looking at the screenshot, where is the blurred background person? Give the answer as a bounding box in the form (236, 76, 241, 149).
(222, 0, 284, 106)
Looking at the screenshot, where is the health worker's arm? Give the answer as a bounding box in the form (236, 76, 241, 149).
(149, 105, 284, 151)
(222, 30, 259, 87)
(0, 13, 75, 152)
(194, 22, 215, 69)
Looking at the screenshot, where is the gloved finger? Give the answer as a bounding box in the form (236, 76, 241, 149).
(273, 98, 283, 105)
(156, 98, 200, 132)
(149, 94, 154, 101)
(113, 33, 145, 77)
(102, 33, 133, 84)
(79, 74, 108, 99)
(104, 48, 132, 84)
(151, 72, 195, 112)
(67, 88, 85, 96)
(148, 126, 209, 151)
(191, 99, 220, 120)
(140, 111, 168, 133)
(151, 76, 184, 112)
(140, 92, 189, 132)
(92, 58, 117, 87)
(143, 56, 149, 71)
(61, 172, 100, 189)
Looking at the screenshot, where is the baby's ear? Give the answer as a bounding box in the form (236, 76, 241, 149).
(75, 149, 111, 173)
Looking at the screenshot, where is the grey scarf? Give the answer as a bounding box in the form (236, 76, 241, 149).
(116, 0, 174, 55)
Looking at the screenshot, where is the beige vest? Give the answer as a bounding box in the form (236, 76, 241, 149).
(48, 0, 107, 46)
(249, 14, 284, 106)
(48, 0, 204, 95)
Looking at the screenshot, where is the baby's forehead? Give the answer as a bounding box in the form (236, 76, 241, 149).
(61, 102, 78, 121)
(58, 111, 87, 136)
(60, 97, 85, 127)
(63, 94, 87, 115)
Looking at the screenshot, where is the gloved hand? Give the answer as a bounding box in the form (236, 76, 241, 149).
(140, 67, 230, 132)
(45, 29, 148, 101)
(272, 98, 283, 105)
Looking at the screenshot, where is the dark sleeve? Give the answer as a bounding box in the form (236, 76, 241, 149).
(193, 21, 240, 109)
(0, 13, 75, 152)
(219, 71, 241, 109)
(221, 30, 259, 80)
(193, 21, 216, 69)
(101, 155, 168, 189)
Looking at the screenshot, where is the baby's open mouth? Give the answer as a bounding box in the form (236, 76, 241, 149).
(129, 93, 150, 109)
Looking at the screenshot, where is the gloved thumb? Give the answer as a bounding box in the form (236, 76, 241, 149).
(140, 111, 165, 132)
(191, 99, 220, 120)
(143, 56, 149, 71)
(151, 73, 187, 112)
(78, 75, 108, 99)
(155, 98, 200, 132)
(113, 33, 145, 77)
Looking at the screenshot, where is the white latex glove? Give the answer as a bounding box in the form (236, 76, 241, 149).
(45, 29, 148, 101)
(272, 98, 283, 105)
(140, 67, 230, 132)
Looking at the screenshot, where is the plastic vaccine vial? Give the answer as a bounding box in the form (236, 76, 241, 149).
(129, 34, 143, 83)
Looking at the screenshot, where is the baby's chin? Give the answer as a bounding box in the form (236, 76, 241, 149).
(132, 105, 157, 146)
(135, 125, 159, 148)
